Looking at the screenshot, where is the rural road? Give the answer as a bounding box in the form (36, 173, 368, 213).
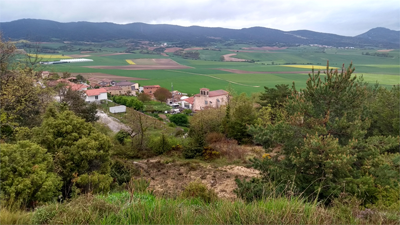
(97, 110, 131, 133)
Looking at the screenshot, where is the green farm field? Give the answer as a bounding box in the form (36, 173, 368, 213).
(34, 44, 399, 95)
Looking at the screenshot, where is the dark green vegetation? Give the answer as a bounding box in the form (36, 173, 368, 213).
(1, 19, 399, 47)
(244, 63, 399, 208)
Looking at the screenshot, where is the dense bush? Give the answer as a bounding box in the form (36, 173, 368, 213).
(32, 106, 112, 199)
(115, 130, 130, 145)
(75, 172, 113, 194)
(0, 141, 61, 208)
(181, 181, 218, 203)
(169, 113, 189, 127)
(148, 133, 172, 155)
(246, 62, 400, 205)
(112, 96, 144, 111)
(189, 107, 225, 146)
(110, 159, 140, 185)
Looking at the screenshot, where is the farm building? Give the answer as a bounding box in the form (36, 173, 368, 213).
(85, 88, 108, 102)
(116, 81, 139, 95)
(104, 86, 123, 95)
(109, 105, 126, 113)
(192, 88, 228, 111)
(143, 85, 160, 98)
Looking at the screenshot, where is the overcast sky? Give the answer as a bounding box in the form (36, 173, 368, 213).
(1, 0, 399, 36)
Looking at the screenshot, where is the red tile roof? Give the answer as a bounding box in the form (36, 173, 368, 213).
(70, 83, 88, 91)
(209, 90, 228, 97)
(143, 85, 160, 88)
(184, 96, 195, 104)
(86, 88, 107, 96)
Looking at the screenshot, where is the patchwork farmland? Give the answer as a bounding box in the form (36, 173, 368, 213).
(24, 42, 400, 95)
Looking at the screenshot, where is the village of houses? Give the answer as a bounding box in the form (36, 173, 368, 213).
(40, 71, 229, 114)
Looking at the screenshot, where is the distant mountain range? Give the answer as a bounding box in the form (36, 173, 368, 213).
(0, 19, 399, 48)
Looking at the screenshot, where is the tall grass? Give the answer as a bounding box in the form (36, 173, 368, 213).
(5, 191, 394, 225)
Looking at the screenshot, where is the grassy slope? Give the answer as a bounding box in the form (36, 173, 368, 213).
(3, 191, 398, 225)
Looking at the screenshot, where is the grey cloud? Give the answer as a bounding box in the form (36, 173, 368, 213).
(0, 0, 399, 36)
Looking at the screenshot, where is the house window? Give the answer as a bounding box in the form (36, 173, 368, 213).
(95, 95, 98, 100)
(205, 100, 208, 105)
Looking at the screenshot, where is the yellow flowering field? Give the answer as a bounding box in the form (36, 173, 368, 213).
(126, 59, 136, 65)
(27, 54, 72, 59)
(281, 65, 338, 70)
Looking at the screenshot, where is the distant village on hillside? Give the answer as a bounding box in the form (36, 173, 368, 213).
(38, 71, 229, 114)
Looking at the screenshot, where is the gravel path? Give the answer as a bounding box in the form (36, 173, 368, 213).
(97, 110, 131, 133)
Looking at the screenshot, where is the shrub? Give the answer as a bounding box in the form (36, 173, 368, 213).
(209, 139, 247, 162)
(32, 107, 112, 199)
(0, 141, 61, 208)
(181, 180, 218, 203)
(169, 113, 189, 127)
(234, 178, 267, 202)
(168, 122, 176, 127)
(110, 158, 140, 185)
(174, 128, 184, 137)
(128, 177, 152, 194)
(74, 172, 113, 194)
(148, 133, 172, 155)
(115, 130, 130, 145)
(182, 141, 204, 159)
(203, 146, 220, 160)
(205, 132, 225, 144)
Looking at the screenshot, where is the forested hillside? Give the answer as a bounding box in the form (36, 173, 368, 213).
(0, 19, 398, 48)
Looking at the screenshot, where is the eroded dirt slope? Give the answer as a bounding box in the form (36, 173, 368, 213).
(132, 159, 259, 200)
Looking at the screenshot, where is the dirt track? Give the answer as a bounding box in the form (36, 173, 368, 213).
(132, 159, 260, 199)
(97, 110, 131, 133)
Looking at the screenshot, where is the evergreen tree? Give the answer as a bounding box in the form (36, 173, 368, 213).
(32, 106, 112, 198)
(246, 62, 399, 204)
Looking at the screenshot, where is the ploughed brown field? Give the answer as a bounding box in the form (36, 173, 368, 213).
(222, 53, 247, 62)
(84, 58, 192, 70)
(71, 73, 148, 80)
(164, 47, 182, 53)
(184, 47, 203, 51)
(377, 49, 394, 52)
(215, 69, 309, 74)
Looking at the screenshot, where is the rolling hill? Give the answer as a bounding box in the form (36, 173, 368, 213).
(0, 19, 398, 48)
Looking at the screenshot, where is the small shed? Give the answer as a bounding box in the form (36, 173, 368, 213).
(109, 105, 126, 113)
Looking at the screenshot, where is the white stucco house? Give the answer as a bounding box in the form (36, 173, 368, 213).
(85, 88, 108, 102)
